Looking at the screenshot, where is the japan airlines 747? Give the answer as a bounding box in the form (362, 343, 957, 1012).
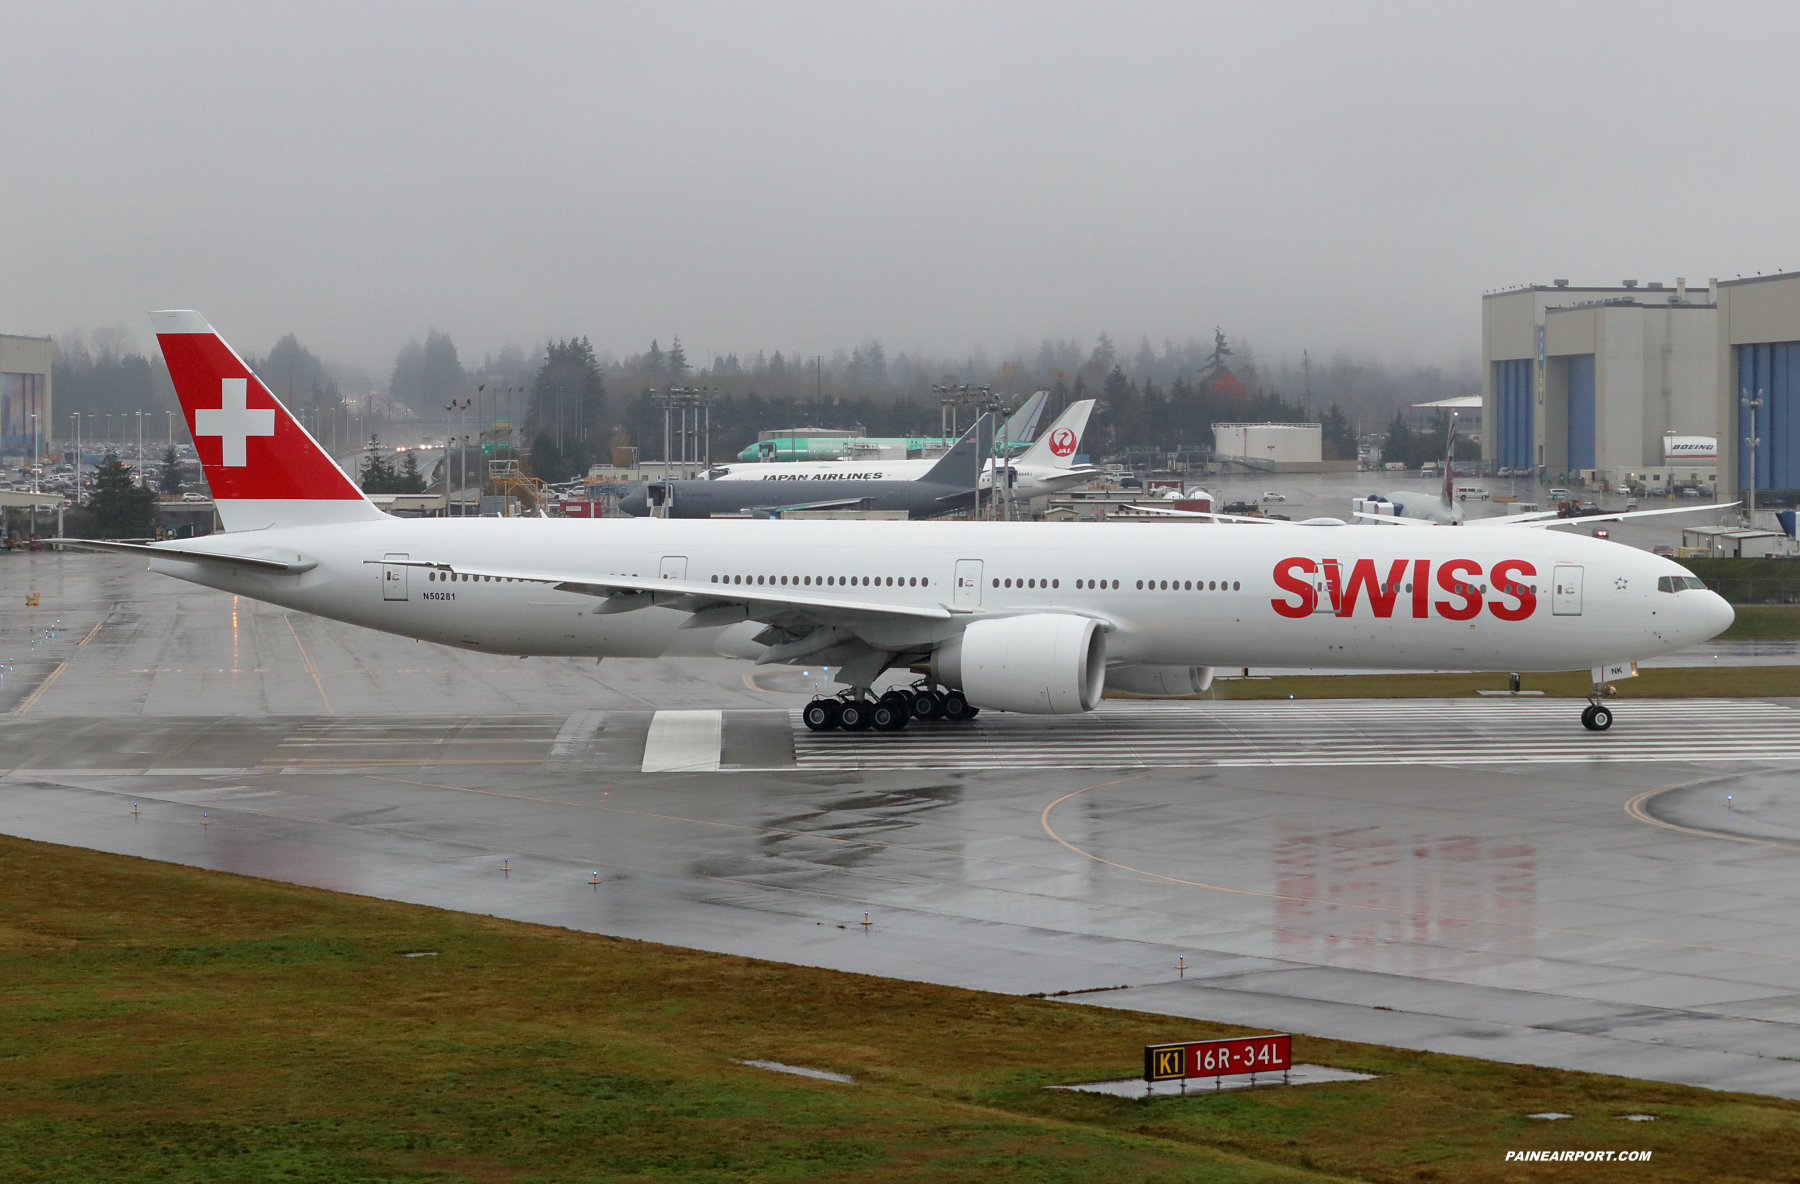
(702, 398, 1100, 501)
(58, 312, 1733, 735)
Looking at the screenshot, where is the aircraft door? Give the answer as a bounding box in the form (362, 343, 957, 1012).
(660, 556, 688, 581)
(954, 559, 983, 607)
(382, 553, 410, 601)
(1553, 565, 1583, 615)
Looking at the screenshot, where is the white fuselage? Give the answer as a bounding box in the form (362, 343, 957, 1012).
(707, 458, 1097, 500)
(142, 517, 1732, 675)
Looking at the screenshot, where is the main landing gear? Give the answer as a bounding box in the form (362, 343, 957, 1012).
(803, 683, 979, 733)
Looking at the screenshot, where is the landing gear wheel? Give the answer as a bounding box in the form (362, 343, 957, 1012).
(871, 700, 909, 731)
(1581, 704, 1613, 732)
(940, 691, 978, 722)
(838, 700, 874, 731)
(908, 689, 944, 720)
(803, 699, 841, 732)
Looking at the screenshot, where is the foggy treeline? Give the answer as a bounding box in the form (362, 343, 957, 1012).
(47, 322, 1475, 481)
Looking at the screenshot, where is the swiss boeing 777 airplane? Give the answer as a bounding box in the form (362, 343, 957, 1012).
(59, 312, 1734, 735)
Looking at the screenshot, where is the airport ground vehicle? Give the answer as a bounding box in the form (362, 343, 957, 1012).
(1260, 491, 1286, 503)
(56, 312, 1737, 735)
(1548, 487, 1572, 500)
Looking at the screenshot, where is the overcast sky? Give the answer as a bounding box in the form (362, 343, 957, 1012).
(4, 1, 1797, 374)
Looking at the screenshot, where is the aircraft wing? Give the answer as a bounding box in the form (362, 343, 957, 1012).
(751, 495, 883, 514)
(375, 559, 952, 620)
(1482, 501, 1741, 529)
(1351, 502, 1740, 529)
(49, 538, 319, 573)
(1107, 504, 1287, 524)
(371, 558, 982, 682)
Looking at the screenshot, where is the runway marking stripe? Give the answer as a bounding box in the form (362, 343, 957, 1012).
(785, 700, 1800, 770)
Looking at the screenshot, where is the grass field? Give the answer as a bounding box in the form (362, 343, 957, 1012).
(3, 834, 1800, 1181)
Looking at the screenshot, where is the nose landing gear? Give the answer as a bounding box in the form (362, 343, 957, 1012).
(1580, 666, 1616, 731)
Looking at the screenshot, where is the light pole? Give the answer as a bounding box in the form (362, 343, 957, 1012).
(1743, 389, 1764, 519)
(136, 410, 145, 487)
(445, 398, 470, 515)
(28, 414, 39, 494)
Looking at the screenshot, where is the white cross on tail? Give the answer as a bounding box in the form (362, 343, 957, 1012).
(193, 378, 276, 466)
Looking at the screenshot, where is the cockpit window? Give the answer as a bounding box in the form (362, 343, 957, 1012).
(1657, 575, 1708, 593)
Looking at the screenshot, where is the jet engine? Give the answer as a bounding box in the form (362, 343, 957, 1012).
(930, 614, 1105, 714)
(1105, 665, 1214, 697)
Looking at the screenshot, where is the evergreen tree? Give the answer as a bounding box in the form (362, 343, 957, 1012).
(1380, 411, 1413, 468)
(360, 435, 400, 491)
(397, 450, 426, 494)
(667, 337, 688, 378)
(157, 445, 183, 494)
(1090, 332, 1117, 371)
(529, 430, 572, 484)
(87, 451, 157, 537)
(420, 330, 463, 406)
(1321, 405, 1357, 462)
(524, 338, 605, 472)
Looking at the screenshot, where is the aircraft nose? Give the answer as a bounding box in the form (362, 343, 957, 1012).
(1695, 589, 1735, 640)
(620, 488, 647, 516)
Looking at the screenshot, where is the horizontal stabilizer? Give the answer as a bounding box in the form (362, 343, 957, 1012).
(50, 538, 317, 573)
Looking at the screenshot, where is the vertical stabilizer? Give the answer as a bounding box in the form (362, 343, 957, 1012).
(1018, 399, 1095, 469)
(151, 311, 383, 532)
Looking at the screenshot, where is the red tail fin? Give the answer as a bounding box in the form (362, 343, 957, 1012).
(151, 311, 381, 531)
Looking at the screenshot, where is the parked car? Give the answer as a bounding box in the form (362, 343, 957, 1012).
(1118, 476, 1142, 489)
(1678, 486, 1701, 498)
(1260, 491, 1286, 502)
(1695, 485, 1715, 497)
(1652, 544, 1676, 557)
(1221, 501, 1258, 515)
(1548, 487, 1571, 499)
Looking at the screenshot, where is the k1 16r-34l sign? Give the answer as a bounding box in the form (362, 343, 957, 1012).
(1144, 1034, 1292, 1082)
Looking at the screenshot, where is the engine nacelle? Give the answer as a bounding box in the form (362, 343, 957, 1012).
(930, 614, 1105, 715)
(1105, 665, 1214, 697)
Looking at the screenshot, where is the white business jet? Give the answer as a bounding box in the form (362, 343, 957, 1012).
(57, 312, 1732, 736)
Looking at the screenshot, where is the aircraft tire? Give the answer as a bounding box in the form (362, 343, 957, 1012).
(839, 701, 874, 731)
(940, 691, 975, 722)
(1584, 704, 1613, 732)
(803, 699, 841, 732)
(909, 689, 944, 720)
(871, 701, 908, 732)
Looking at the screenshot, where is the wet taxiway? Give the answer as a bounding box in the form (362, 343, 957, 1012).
(8, 550, 1800, 1099)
